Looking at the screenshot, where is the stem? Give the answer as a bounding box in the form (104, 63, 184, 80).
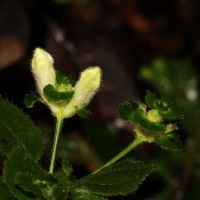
(49, 117, 64, 174)
(94, 136, 144, 174)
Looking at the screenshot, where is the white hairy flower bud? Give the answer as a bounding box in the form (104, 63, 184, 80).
(31, 48, 56, 96)
(63, 67, 102, 118)
(31, 48, 59, 114)
(31, 48, 102, 119)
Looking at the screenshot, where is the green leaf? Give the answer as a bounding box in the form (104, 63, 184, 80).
(135, 109, 166, 132)
(62, 160, 73, 177)
(56, 70, 75, 85)
(24, 92, 42, 108)
(145, 91, 183, 120)
(118, 100, 138, 122)
(71, 189, 106, 200)
(14, 173, 46, 199)
(4, 147, 56, 200)
(0, 177, 14, 200)
(72, 159, 157, 196)
(77, 108, 90, 118)
(155, 132, 183, 151)
(43, 84, 74, 102)
(158, 106, 183, 120)
(0, 97, 44, 160)
(52, 172, 69, 200)
(145, 91, 158, 109)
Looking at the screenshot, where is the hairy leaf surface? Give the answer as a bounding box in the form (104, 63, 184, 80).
(0, 97, 44, 160)
(72, 159, 157, 196)
(4, 147, 56, 200)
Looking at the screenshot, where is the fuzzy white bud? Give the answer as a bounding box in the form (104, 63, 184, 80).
(74, 67, 101, 107)
(31, 48, 102, 119)
(63, 67, 102, 117)
(31, 48, 56, 96)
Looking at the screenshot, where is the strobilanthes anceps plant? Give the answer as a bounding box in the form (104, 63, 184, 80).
(0, 48, 183, 200)
(26, 48, 102, 174)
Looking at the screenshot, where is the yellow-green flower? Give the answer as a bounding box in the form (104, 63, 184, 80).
(31, 48, 102, 119)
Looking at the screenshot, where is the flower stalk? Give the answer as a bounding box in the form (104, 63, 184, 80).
(94, 135, 145, 173)
(49, 117, 64, 174)
(29, 47, 102, 174)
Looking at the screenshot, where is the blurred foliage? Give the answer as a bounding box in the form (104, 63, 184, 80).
(57, 132, 102, 171)
(57, 121, 124, 172)
(140, 58, 200, 135)
(140, 58, 200, 199)
(84, 122, 123, 162)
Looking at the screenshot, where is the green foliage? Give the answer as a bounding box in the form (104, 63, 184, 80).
(71, 189, 106, 200)
(0, 54, 184, 200)
(140, 58, 200, 198)
(24, 92, 42, 108)
(119, 99, 167, 131)
(0, 88, 182, 199)
(0, 97, 44, 161)
(134, 109, 166, 131)
(118, 100, 137, 122)
(3, 147, 56, 199)
(155, 132, 183, 151)
(140, 58, 199, 135)
(77, 107, 90, 118)
(72, 159, 157, 196)
(52, 172, 69, 200)
(0, 178, 14, 200)
(145, 91, 183, 120)
(62, 160, 73, 177)
(118, 91, 183, 150)
(43, 84, 74, 102)
(118, 92, 181, 131)
(56, 71, 75, 85)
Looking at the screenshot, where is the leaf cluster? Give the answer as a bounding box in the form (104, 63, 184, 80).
(118, 91, 183, 151)
(0, 97, 157, 199)
(0, 90, 183, 199)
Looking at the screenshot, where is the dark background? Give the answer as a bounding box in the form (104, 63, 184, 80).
(0, 0, 200, 199)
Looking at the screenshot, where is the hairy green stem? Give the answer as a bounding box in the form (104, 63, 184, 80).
(94, 136, 144, 174)
(49, 117, 64, 174)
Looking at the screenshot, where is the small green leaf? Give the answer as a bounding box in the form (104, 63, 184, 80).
(71, 189, 106, 200)
(24, 92, 42, 108)
(135, 109, 166, 132)
(145, 91, 158, 108)
(4, 147, 56, 200)
(145, 91, 170, 113)
(158, 105, 183, 120)
(0, 97, 44, 160)
(145, 91, 183, 120)
(0, 177, 14, 200)
(62, 160, 73, 177)
(43, 84, 74, 102)
(155, 132, 183, 151)
(52, 172, 69, 200)
(72, 159, 157, 196)
(77, 108, 90, 118)
(118, 100, 138, 122)
(56, 70, 75, 85)
(15, 173, 44, 198)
